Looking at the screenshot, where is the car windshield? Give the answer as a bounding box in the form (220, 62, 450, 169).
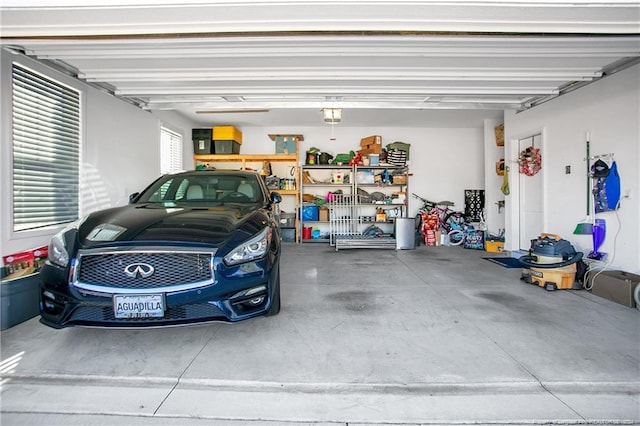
(136, 173, 263, 205)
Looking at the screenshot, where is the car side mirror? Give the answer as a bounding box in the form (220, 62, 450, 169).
(270, 191, 282, 205)
(129, 192, 140, 204)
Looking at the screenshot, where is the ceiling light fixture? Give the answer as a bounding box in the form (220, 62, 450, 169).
(323, 108, 342, 124)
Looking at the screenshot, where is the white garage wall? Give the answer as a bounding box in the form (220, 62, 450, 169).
(239, 126, 486, 220)
(484, 118, 506, 236)
(504, 64, 640, 274)
(0, 51, 195, 257)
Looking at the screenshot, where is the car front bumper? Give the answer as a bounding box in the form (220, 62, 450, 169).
(39, 255, 279, 329)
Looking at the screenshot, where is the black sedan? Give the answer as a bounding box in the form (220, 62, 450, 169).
(39, 170, 282, 328)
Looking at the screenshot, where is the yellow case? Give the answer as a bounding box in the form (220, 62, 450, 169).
(485, 241, 505, 253)
(213, 126, 242, 144)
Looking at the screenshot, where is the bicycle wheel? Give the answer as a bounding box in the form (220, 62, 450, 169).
(448, 229, 465, 246)
(415, 212, 423, 231)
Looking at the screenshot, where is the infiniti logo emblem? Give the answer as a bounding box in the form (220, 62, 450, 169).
(124, 263, 155, 278)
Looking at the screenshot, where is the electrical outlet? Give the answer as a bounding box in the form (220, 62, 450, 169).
(565, 165, 571, 174)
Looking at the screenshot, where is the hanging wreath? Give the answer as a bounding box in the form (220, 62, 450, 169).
(519, 146, 542, 176)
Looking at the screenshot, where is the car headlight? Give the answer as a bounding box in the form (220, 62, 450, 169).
(48, 218, 84, 268)
(49, 232, 70, 268)
(224, 227, 272, 266)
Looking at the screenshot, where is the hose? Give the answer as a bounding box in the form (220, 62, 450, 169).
(518, 251, 583, 269)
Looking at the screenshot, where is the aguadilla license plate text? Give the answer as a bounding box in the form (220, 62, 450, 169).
(114, 294, 165, 319)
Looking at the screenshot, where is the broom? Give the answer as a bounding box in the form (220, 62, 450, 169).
(573, 133, 593, 234)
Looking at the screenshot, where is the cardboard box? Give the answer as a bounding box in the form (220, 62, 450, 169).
(376, 212, 387, 222)
(3, 246, 48, 281)
(213, 126, 242, 144)
(358, 145, 382, 155)
(319, 207, 329, 222)
(588, 270, 640, 308)
(392, 175, 407, 185)
(360, 135, 382, 147)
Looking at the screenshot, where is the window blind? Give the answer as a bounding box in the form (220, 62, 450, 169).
(12, 64, 81, 232)
(160, 126, 183, 174)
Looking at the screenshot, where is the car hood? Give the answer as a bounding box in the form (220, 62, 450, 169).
(77, 203, 268, 248)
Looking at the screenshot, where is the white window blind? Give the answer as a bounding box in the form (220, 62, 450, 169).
(160, 126, 183, 174)
(12, 64, 81, 232)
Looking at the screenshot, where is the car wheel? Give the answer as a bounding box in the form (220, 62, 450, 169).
(266, 267, 281, 316)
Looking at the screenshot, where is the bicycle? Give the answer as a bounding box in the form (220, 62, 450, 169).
(447, 221, 475, 246)
(412, 193, 466, 244)
(447, 211, 487, 247)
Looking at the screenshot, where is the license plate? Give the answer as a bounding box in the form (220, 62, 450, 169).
(113, 294, 165, 319)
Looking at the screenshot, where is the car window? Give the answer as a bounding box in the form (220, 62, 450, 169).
(137, 173, 264, 204)
(139, 177, 190, 203)
(175, 179, 189, 200)
(146, 181, 171, 202)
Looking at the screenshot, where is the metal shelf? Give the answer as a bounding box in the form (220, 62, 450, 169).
(300, 164, 408, 247)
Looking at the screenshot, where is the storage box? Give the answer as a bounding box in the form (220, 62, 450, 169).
(214, 140, 241, 154)
(279, 213, 296, 228)
(360, 135, 382, 147)
(358, 145, 382, 155)
(213, 126, 242, 144)
(281, 228, 296, 242)
(356, 169, 375, 184)
(392, 175, 406, 185)
(192, 128, 213, 154)
(1, 273, 40, 330)
(319, 207, 329, 222)
(463, 230, 485, 250)
(486, 240, 505, 253)
(274, 136, 298, 154)
(301, 205, 319, 221)
(588, 270, 640, 308)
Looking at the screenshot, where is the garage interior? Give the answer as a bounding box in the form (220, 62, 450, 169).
(1, 1, 639, 424)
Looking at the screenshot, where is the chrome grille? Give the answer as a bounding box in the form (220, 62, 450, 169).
(75, 251, 213, 292)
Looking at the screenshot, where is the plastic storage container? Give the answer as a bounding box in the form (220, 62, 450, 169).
(192, 128, 213, 154)
(301, 205, 319, 221)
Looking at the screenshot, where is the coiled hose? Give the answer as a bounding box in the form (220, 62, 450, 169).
(518, 251, 583, 269)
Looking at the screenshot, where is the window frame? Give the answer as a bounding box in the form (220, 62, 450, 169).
(160, 125, 183, 175)
(10, 62, 82, 235)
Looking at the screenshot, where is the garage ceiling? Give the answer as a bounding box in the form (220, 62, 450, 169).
(1, 1, 639, 127)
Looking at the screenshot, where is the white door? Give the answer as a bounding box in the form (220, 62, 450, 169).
(518, 134, 544, 250)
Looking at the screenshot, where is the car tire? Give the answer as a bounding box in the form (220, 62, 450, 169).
(266, 267, 281, 316)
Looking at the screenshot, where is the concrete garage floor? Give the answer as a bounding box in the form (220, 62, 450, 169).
(1, 243, 638, 425)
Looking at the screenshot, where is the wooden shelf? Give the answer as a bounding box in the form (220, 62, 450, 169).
(272, 189, 299, 196)
(194, 151, 301, 242)
(195, 153, 297, 163)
